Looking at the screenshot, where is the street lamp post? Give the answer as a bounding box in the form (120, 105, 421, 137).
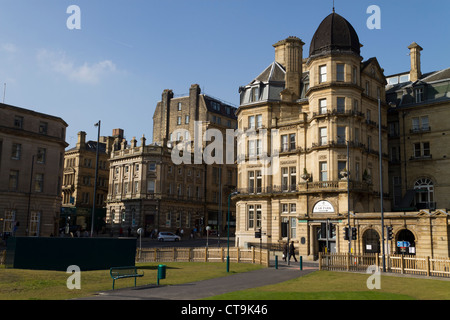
(338, 135, 352, 253)
(227, 191, 239, 272)
(378, 99, 386, 272)
(26, 155, 35, 236)
(346, 138, 352, 254)
(91, 120, 101, 237)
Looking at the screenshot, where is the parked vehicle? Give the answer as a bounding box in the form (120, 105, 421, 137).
(157, 232, 181, 242)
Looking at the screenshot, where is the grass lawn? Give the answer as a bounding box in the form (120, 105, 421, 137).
(205, 270, 450, 300)
(0, 262, 264, 300)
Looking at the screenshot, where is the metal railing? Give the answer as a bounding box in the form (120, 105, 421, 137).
(319, 252, 450, 278)
(136, 247, 270, 266)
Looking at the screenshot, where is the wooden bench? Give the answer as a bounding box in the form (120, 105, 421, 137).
(110, 266, 144, 290)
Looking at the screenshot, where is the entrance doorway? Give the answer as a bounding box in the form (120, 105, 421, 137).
(363, 229, 380, 253)
(317, 222, 336, 254)
(396, 229, 416, 255)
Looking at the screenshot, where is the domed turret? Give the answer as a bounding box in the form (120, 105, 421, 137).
(309, 12, 361, 57)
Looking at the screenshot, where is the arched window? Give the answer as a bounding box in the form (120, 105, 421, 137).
(363, 229, 380, 254)
(414, 178, 434, 209)
(396, 229, 416, 255)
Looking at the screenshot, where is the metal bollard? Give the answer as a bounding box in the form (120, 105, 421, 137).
(275, 255, 278, 269)
(299, 256, 303, 271)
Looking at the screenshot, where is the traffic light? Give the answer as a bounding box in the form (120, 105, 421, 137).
(386, 226, 393, 240)
(343, 227, 349, 240)
(320, 223, 327, 239)
(329, 223, 334, 238)
(351, 227, 357, 240)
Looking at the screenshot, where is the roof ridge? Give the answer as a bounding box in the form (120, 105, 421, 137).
(420, 67, 450, 82)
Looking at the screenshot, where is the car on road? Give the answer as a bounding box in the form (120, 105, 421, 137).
(157, 232, 181, 242)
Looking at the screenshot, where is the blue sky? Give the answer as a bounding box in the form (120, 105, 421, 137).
(1, 0, 449, 148)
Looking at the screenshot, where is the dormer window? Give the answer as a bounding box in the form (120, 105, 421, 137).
(211, 101, 221, 111)
(251, 87, 259, 102)
(415, 88, 424, 103)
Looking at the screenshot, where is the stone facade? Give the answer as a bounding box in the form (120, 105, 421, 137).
(386, 43, 450, 212)
(105, 136, 206, 237)
(152, 84, 238, 235)
(0, 103, 68, 237)
(234, 12, 450, 259)
(61, 130, 116, 233)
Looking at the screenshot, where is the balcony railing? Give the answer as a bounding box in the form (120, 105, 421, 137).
(415, 202, 436, 210)
(107, 193, 204, 202)
(237, 181, 372, 196)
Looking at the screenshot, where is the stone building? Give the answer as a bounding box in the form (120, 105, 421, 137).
(105, 85, 238, 236)
(61, 129, 118, 234)
(386, 43, 450, 212)
(105, 134, 206, 237)
(0, 102, 68, 237)
(152, 84, 238, 235)
(233, 11, 450, 259)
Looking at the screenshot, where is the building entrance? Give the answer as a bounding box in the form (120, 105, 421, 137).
(316, 222, 336, 255)
(396, 229, 416, 255)
(363, 229, 381, 253)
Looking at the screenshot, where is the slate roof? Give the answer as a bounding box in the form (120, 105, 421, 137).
(249, 61, 286, 85)
(309, 12, 361, 57)
(66, 141, 107, 153)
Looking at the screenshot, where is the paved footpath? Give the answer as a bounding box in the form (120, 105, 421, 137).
(78, 262, 318, 300)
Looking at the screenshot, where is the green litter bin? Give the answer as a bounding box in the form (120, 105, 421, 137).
(157, 264, 166, 285)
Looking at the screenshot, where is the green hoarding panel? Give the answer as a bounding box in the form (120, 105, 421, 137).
(6, 237, 136, 271)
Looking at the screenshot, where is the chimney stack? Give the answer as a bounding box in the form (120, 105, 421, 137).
(408, 42, 423, 82)
(112, 128, 124, 140)
(76, 131, 86, 149)
(273, 36, 305, 99)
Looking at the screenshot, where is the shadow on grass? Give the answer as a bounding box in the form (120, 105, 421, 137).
(137, 265, 181, 270)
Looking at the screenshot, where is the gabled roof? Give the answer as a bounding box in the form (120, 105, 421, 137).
(66, 141, 107, 153)
(420, 67, 450, 83)
(249, 61, 285, 85)
(202, 95, 237, 120)
(387, 67, 450, 93)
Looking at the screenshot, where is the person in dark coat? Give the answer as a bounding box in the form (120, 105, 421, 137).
(289, 241, 298, 262)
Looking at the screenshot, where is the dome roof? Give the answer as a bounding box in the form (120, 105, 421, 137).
(309, 12, 361, 57)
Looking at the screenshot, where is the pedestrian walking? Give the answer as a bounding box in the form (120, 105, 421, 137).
(283, 242, 288, 261)
(289, 241, 298, 262)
